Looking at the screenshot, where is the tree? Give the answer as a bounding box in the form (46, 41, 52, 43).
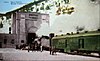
(0, 0, 74, 27)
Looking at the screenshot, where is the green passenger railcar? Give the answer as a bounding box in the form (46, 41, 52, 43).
(52, 31, 100, 56)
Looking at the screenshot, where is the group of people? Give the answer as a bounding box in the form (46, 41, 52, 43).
(27, 37, 57, 55)
(28, 38, 43, 52)
(18, 37, 57, 55)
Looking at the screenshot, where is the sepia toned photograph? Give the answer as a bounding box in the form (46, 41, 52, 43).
(0, 0, 100, 61)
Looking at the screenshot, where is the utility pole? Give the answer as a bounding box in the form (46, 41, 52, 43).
(49, 33, 54, 55)
(98, 1, 100, 29)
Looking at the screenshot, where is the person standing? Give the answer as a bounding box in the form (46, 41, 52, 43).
(40, 45, 43, 52)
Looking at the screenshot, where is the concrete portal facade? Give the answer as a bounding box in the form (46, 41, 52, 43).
(12, 12, 42, 45)
(0, 12, 49, 48)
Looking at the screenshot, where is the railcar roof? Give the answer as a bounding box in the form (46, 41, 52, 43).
(52, 31, 100, 39)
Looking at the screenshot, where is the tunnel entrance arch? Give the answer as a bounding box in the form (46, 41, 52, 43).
(27, 33, 37, 44)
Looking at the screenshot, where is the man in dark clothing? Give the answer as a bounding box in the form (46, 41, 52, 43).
(52, 46, 57, 55)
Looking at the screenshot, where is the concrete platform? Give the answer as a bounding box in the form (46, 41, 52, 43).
(0, 48, 100, 61)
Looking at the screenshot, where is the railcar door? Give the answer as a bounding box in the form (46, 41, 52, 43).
(78, 39, 84, 49)
(65, 40, 67, 47)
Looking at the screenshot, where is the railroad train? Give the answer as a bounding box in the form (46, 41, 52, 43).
(51, 30, 100, 56)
